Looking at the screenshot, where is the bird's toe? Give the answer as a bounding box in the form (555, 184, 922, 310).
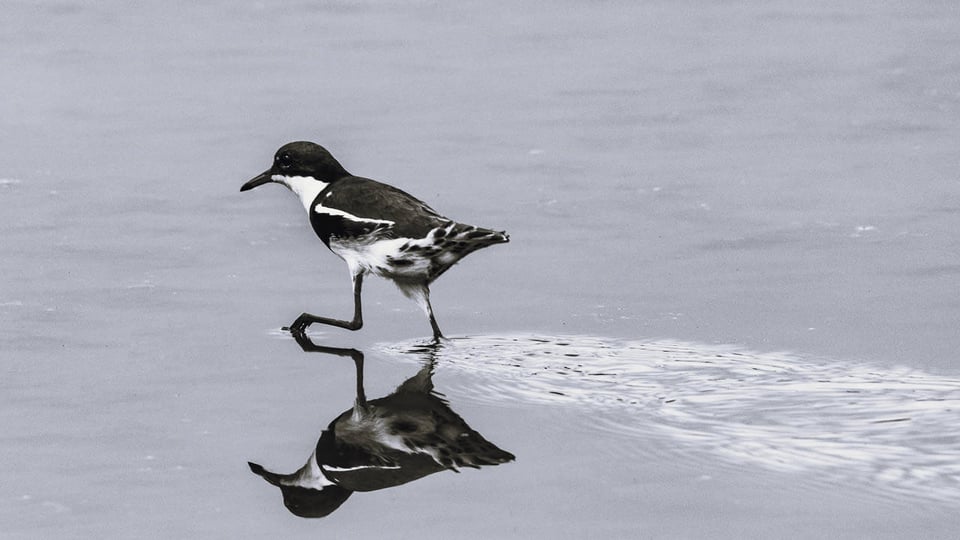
(288, 314, 313, 335)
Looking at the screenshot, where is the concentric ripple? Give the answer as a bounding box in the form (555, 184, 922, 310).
(379, 335, 960, 503)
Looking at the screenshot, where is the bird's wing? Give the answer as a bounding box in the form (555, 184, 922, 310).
(319, 177, 448, 238)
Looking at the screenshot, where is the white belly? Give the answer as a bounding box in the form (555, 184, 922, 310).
(329, 236, 431, 279)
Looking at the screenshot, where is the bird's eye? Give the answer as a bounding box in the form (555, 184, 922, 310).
(277, 153, 292, 169)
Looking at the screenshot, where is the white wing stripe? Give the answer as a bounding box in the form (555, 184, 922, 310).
(314, 204, 395, 226)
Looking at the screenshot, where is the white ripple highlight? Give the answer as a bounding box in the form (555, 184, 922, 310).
(379, 335, 960, 503)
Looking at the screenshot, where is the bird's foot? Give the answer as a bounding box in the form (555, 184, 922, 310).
(285, 313, 313, 336)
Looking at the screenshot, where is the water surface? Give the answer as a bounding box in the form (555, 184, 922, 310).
(3, 1, 960, 538)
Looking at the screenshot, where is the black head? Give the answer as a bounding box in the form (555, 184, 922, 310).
(241, 141, 350, 192)
(248, 461, 353, 518)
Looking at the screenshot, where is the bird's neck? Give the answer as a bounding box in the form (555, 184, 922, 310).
(274, 174, 330, 213)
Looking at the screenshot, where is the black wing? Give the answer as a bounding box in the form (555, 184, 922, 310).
(317, 177, 449, 239)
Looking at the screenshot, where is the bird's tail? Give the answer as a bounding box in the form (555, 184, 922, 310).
(428, 423, 516, 471)
(420, 222, 508, 281)
(437, 222, 509, 250)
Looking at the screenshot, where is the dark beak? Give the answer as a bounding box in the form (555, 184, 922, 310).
(248, 462, 288, 486)
(241, 169, 273, 192)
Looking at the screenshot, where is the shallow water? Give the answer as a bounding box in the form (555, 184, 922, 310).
(384, 335, 960, 502)
(3, 1, 960, 538)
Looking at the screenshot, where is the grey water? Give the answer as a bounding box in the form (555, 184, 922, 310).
(3, 1, 960, 538)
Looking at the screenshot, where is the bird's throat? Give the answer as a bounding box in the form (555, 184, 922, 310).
(272, 174, 330, 213)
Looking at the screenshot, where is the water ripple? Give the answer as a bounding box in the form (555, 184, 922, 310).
(379, 335, 960, 504)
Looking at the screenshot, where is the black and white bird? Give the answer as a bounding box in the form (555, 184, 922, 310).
(248, 337, 514, 518)
(240, 141, 509, 340)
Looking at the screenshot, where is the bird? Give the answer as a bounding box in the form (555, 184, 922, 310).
(240, 141, 509, 341)
(248, 337, 515, 518)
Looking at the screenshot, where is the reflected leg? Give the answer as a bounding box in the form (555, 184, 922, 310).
(291, 331, 365, 404)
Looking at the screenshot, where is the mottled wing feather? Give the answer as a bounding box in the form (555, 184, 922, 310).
(417, 222, 510, 282)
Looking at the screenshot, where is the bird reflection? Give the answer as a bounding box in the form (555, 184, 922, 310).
(248, 333, 515, 518)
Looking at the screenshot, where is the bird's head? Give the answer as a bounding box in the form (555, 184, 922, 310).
(248, 461, 352, 518)
(241, 141, 349, 192)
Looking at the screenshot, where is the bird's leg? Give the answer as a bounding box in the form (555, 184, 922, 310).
(422, 288, 444, 342)
(286, 272, 364, 335)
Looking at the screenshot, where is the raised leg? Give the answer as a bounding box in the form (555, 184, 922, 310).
(285, 272, 364, 336)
